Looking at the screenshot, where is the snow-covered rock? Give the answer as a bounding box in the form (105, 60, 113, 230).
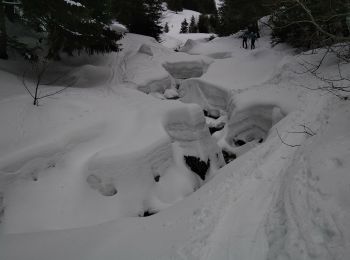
(179, 78, 235, 115)
(162, 53, 213, 79)
(164, 88, 179, 99)
(163, 103, 225, 177)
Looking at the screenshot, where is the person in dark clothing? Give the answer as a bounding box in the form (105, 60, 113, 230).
(242, 30, 249, 49)
(250, 32, 257, 49)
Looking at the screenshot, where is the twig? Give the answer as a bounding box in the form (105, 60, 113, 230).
(276, 128, 301, 147)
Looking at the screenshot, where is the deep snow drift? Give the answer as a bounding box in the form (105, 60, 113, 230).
(1, 15, 350, 260)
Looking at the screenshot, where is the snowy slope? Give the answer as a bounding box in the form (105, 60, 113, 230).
(161, 8, 214, 50)
(1, 17, 350, 260)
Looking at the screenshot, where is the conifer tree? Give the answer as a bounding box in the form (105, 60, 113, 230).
(166, 0, 183, 13)
(270, 0, 350, 49)
(0, 1, 8, 59)
(166, 0, 216, 14)
(164, 22, 170, 33)
(21, 0, 122, 60)
(198, 14, 209, 33)
(218, 0, 268, 36)
(199, 0, 217, 14)
(0, 0, 23, 59)
(180, 18, 189, 33)
(189, 15, 197, 33)
(183, 0, 199, 12)
(111, 0, 163, 41)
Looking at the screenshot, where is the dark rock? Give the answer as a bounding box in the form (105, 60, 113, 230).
(222, 150, 236, 164)
(258, 138, 264, 143)
(203, 110, 220, 119)
(141, 209, 158, 217)
(234, 139, 246, 147)
(166, 96, 180, 100)
(154, 175, 160, 182)
(184, 156, 210, 180)
(209, 125, 225, 135)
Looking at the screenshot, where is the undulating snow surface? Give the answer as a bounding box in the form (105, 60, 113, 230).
(1, 14, 350, 260)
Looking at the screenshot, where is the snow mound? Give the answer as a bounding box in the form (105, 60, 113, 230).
(125, 51, 174, 94)
(179, 39, 198, 53)
(164, 88, 179, 99)
(162, 53, 213, 79)
(163, 103, 225, 176)
(179, 78, 235, 115)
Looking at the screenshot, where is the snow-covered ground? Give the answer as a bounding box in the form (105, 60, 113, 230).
(1, 14, 350, 260)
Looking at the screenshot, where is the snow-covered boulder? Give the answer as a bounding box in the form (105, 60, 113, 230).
(226, 105, 285, 146)
(125, 53, 175, 94)
(137, 44, 154, 56)
(136, 75, 174, 94)
(179, 39, 198, 53)
(164, 88, 179, 99)
(179, 78, 236, 116)
(162, 53, 213, 79)
(163, 104, 225, 178)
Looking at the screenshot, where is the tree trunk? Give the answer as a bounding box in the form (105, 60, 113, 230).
(0, 1, 8, 60)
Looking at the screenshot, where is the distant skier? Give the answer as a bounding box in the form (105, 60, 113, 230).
(250, 31, 257, 49)
(242, 30, 249, 49)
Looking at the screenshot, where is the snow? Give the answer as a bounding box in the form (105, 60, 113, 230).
(161, 8, 214, 50)
(64, 0, 83, 7)
(162, 53, 213, 79)
(1, 13, 350, 260)
(110, 21, 128, 33)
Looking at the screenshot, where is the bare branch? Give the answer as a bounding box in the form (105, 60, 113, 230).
(276, 128, 301, 147)
(22, 59, 73, 105)
(293, 0, 350, 42)
(22, 71, 34, 98)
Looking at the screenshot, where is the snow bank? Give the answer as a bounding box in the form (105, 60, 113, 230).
(265, 101, 350, 260)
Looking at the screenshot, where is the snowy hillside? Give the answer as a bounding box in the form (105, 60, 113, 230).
(161, 8, 214, 50)
(1, 14, 350, 260)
